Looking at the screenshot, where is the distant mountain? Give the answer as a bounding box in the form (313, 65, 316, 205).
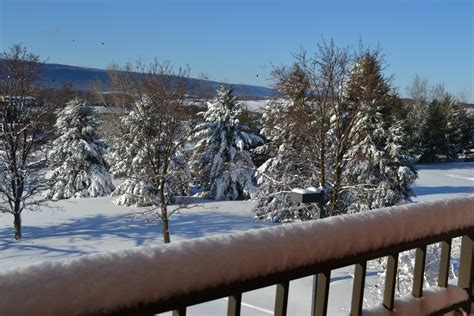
(37, 63, 279, 99)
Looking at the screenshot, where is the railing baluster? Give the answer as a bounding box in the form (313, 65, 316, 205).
(383, 253, 398, 310)
(313, 270, 331, 316)
(311, 275, 318, 316)
(412, 246, 427, 298)
(438, 239, 451, 287)
(172, 307, 186, 316)
(274, 281, 289, 316)
(458, 234, 473, 314)
(227, 293, 242, 316)
(351, 262, 367, 316)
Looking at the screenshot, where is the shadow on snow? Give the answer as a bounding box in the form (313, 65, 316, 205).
(0, 210, 270, 259)
(413, 186, 474, 196)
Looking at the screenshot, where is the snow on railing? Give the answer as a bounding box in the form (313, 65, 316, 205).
(0, 196, 473, 315)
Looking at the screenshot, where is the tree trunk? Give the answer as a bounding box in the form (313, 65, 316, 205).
(162, 216, 171, 244)
(159, 179, 171, 244)
(14, 212, 22, 240)
(330, 160, 343, 216)
(320, 136, 326, 188)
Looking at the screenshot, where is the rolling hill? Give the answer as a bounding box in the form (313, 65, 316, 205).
(37, 63, 278, 99)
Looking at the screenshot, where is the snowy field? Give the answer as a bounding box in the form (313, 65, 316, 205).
(0, 162, 472, 315)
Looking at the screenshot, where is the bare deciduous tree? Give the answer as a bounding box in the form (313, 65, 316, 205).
(0, 44, 46, 239)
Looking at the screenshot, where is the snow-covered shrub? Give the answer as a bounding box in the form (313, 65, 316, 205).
(45, 98, 114, 200)
(191, 85, 263, 200)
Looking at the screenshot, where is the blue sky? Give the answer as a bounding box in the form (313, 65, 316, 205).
(0, 0, 472, 101)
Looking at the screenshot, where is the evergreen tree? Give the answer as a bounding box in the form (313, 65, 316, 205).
(335, 52, 417, 212)
(109, 98, 189, 207)
(419, 99, 449, 162)
(191, 86, 263, 200)
(45, 98, 115, 200)
(253, 98, 319, 222)
(444, 95, 472, 160)
(106, 60, 191, 244)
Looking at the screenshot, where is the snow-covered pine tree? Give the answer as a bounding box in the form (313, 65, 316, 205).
(337, 52, 417, 212)
(253, 98, 320, 222)
(109, 98, 189, 207)
(45, 98, 115, 200)
(444, 94, 470, 160)
(191, 85, 263, 200)
(254, 63, 326, 222)
(107, 61, 191, 244)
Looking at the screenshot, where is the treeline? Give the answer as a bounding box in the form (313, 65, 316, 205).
(404, 75, 473, 162)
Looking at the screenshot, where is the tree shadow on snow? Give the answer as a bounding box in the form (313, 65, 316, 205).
(417, 162, 474, 170)
(413, 186, 474, 196)
(0, 210, 272, 261)
(169, 211, 272, 239)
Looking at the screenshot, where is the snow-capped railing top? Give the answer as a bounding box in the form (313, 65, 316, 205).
(0, 196, 473, 315)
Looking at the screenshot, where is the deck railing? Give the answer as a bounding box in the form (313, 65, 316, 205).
(0, 197, 472, 316)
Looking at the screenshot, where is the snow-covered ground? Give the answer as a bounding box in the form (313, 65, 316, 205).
(0, 162, 472, 315)
(412, 161, 474, 202)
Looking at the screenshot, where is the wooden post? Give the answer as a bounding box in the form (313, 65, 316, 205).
(172, 307, 186, 316)
(438, 240, 451, 288)
(458, 234, 473, 314)
(274, 281, 290, 316)
(383, 254, 398, 310)
(351, 262, 367, 316)
(412, 246, 427, 298)
(313, 270, 331, 316)
(227, 293, 242, 316)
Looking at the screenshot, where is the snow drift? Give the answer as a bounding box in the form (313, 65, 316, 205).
(0, 196, 472, 315)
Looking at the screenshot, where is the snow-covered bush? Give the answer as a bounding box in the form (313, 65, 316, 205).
(191, 85, 263, 200)
(45, 98, 114, 200)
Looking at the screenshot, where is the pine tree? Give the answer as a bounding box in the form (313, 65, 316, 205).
(419, 99, 449, 162)
(45, 98, 114, 200)
(109, 98, 189, 207)
(253, 98, 319, 222)
(191, 85, 263, 200)
(444, 95, 470, 160)
(335, 52, 417, 212)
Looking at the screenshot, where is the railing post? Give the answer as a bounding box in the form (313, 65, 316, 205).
(351, 262, 367, 316)
(274, 281, 289, 316)
(172, 307, 186, 316)
(412, 246, 427, 298)
(458, 234, 473, 314)
(383, 253, 398, 310)
(227, 293, 242, 316)
(313, 270, 331, 316)
(438, 240, 451, 288)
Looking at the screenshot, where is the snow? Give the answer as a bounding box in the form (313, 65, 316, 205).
(0, 195, 472, 315)
(363, 285, 468, 315)
(239, 100, 268, 112)
(291, 187, 323, 194)
(412, 162, 474, 202)
(0, 162, 472, 315)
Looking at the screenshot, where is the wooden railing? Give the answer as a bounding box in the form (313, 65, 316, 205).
(0, 197, 472, 316)
(100, 228, 473, 316)
(97, 198, 474, 316)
